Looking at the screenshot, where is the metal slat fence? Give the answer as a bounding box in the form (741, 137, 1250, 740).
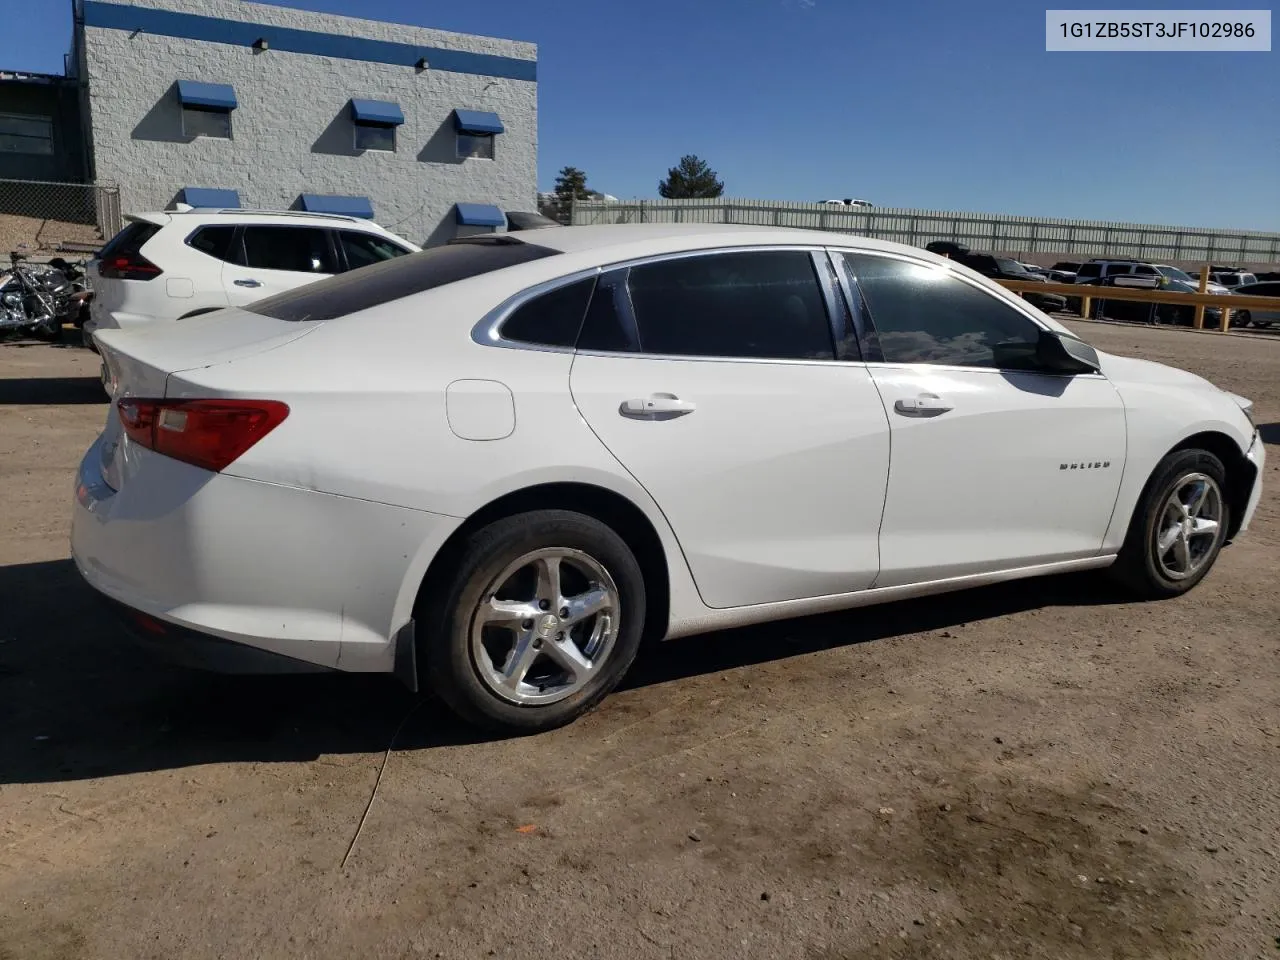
(571, 198, 1280, 267)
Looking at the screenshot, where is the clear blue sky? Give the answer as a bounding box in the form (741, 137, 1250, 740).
(4, 0, 1278, 229)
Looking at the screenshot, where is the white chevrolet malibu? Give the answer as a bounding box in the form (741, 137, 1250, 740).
(73, 225, 1265, 732)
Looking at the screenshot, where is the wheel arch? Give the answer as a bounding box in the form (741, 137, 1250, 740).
(1168, 430, 1257, 539)
(412, 482, 672, 645)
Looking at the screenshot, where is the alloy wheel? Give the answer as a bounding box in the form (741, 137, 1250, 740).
(1153, 472, 1223, 581)
(469, 548, 621, 706)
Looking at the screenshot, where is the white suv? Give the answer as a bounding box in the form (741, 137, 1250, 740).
(85, 209, 420, 340)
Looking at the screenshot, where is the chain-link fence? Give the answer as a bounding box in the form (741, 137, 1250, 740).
(571, 198, 1280, 269)
(0, 178, 121, 260)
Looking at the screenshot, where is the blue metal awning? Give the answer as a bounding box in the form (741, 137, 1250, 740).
(180, 187, 241, 208)
(350, 98, 405, 126)
(298, 194, 374, 219)
(454, 203, 506, 227)
(452, 109, 504, 135)
(177, 80, 238, 111)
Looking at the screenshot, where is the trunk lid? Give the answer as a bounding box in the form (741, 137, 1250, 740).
(95, 308, 320, 489)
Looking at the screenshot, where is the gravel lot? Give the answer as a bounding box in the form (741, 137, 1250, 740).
(1, 321, 1278, 960)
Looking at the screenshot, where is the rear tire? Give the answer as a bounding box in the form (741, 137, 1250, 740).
(420, 510, 646, 733)
(1110, 449, 1230, 599)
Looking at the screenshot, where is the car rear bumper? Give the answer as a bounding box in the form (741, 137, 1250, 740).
(71, 434, 455, 674)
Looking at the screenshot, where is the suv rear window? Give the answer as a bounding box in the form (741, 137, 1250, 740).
(247, 237, 561, 322)
(98, 221, 160, 260)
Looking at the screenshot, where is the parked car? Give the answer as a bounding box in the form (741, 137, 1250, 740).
(952, 252, 1068, 314)
(1230, 281, 1280, 328)
(1074, 260, 1224, 325)
(74, 225, 1264, 732)
(1018, 261, 1047, 276)
(84, 209, 420, 341)
(1048, 261, 1081, 283)
(820, 198, 874, 207)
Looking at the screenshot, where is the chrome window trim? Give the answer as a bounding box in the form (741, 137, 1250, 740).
(470, 266, 603, 353)
(474, 244, 839, 361)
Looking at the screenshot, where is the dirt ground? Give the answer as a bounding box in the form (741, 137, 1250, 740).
(1, 322, 1278, 960)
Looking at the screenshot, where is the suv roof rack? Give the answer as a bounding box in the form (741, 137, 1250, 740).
(170, 207, 366, 224)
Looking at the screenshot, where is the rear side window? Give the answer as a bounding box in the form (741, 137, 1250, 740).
(186, 226, 239, 263)
(98, 221, 160, 260)
(1103, 263, 1133, 276)
(340, 231, 411, 271)
(500, 277, 595, 347)
(242, 226, 336, 274)
(622, 250, 833, 360)
(1076, 263, 1102, 279)
(247, 237, 560, 322)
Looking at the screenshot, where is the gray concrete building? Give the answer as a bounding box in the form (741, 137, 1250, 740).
(74, 0, 537, 244)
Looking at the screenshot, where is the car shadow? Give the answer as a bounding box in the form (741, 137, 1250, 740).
(1258, 422, 1279, 445)
(0, 376, 106, 405)
(0, 558, 1132, 785)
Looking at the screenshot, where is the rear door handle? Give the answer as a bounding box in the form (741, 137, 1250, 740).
(619, 394, 696, 420)
(894, 393, 953, 417)
(233, 278, 262, 288)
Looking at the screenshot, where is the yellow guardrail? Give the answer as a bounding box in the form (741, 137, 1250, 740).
(993, 278, 1277, 332)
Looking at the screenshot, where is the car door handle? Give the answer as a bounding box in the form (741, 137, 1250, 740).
(894, 394, 953, 417)
(233, 278, 262, 288)
(619, 394, 696, 420)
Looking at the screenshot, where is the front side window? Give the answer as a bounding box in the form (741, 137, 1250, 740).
(1134, 265, 1159, 277)
(457, 133, 495, 160)
(1104, 263, 1133, 276)
(355, 123, 395, 152)
(182, 106, 231, 139)
(0, 112, 53, 155)
(841, 253, 1044, 370)
(339, 231, 411, 271)
(241, 226, 336, 274)
(622, 250, 834, 361)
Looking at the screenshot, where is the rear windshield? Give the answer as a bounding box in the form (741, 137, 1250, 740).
(98, 220, 160, 259)
(246, 237, 561, 322)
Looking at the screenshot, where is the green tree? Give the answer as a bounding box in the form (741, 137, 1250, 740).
(554, 165, 591, 203)
(657, 155, 724, 199)
(541, 165, 592, 223)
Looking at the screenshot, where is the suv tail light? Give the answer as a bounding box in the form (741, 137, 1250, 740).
(117, 399, 289, 472)
(99, 252, 162, 281)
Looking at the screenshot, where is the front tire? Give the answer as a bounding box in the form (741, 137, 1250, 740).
(1111, 449, 1230, 598)
(421, 510, 646, 733)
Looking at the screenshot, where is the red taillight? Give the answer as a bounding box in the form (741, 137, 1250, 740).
(98, 252, 162, 281)
(117, 399, 289, 472)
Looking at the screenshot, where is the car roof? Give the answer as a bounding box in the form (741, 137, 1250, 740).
(521, 222, 952, 264)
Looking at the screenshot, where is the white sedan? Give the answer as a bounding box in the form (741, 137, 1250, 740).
(72, 225, 1265, 732)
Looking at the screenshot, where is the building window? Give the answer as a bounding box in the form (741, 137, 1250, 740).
(176, 81, 237, 140)
(182, 106, 232, 139)
(0, 113, 53, 155)
(349, 99, 403, 153)
(355, 123, 395, 152)
(457, 132, 495, 160)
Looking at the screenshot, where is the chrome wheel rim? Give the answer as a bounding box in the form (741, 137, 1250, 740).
(1153, 473, 1223, 581)
(469, 548, 620, 706)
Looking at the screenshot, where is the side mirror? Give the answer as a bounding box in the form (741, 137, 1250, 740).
(1036, 329, 1100, 374)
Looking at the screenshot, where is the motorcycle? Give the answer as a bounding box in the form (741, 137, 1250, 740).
(0, 251, 93, 342)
